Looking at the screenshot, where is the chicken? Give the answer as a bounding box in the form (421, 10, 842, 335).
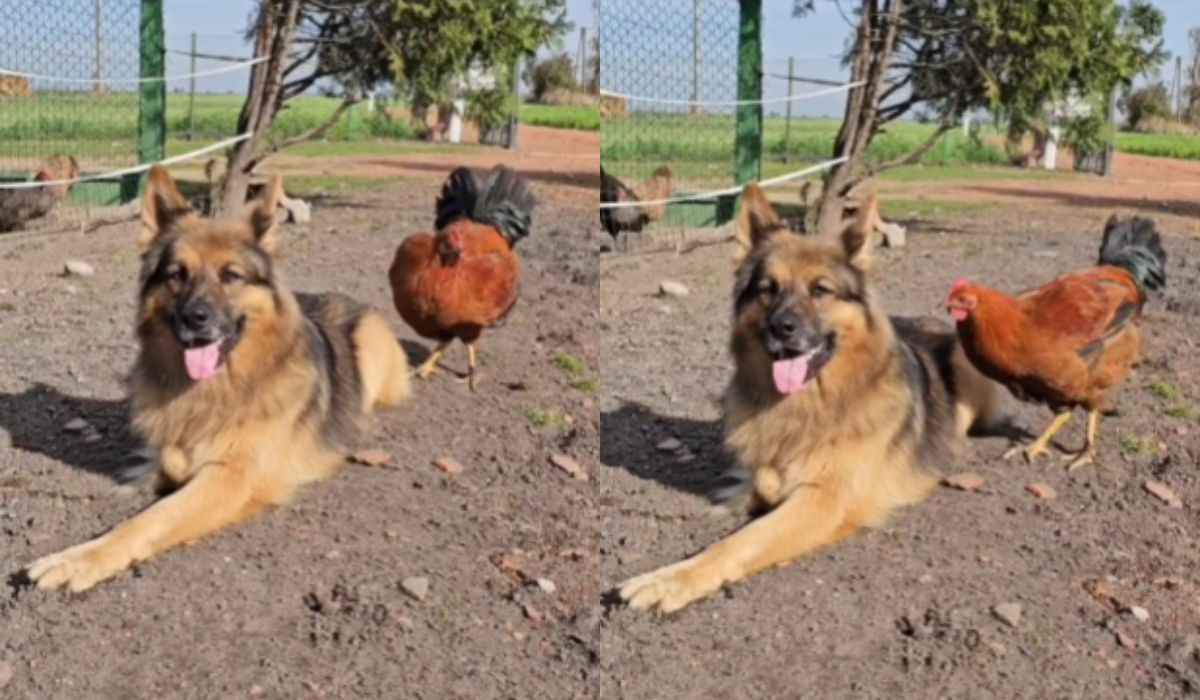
(599, 165, 672, 248)
(945, 215, 1167, 470)
(0, 155, 80, 233)
(389, 164, 534, 391)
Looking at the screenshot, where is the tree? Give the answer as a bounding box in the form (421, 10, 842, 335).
(1120, 82, 1171, 131)
(525, 53, 577, 102)
(390, 0, 569, 129)
(798, 0, 1166, 236)
(1185, 27, 1200, 123)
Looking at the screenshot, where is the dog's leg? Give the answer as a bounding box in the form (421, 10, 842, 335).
(620, 484, 851, 614)
(27, 461, 266, 592)
(352, 311, 411, 411)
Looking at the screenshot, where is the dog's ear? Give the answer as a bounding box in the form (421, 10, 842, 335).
(246, 175, 284, 254)
(841, 188, 877, 271)
(139, 166, 192, 252)
(734, 184, 782, 264)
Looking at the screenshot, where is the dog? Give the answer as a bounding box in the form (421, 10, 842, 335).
(26, 165, 411, 592)
(619, 184, 1002, 614)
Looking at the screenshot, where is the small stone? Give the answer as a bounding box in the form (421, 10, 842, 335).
(249, 685, 265, 697)
(401, 576, 429, 601)
(63, 260, 95, 277)
(987, 642, 1008, 657)
(280, 196, 312, 224)
(878, 221, 906, 248)
(991, 602, 1023, 628)
(432, 456, 464, 475)
(0, 661, 12, 689)
(549, 453, 587, 481)
(941, 472, 985, 492)
(1129, 605, 1150, 622)
(656, 438, 682, 452)
(523, 602, 544, 624)
(536, 578, 557, 595)
(83, 432, 102, 444)
(1115, 630, 1136, 649)
(1025, 483, 1057, 500)
(658, 281, 690, 298)
(918, 573, 934, 584)
(1143, 480, 1182, 508)
(324, 550, 342, 560)
(63, 417, 89, 433)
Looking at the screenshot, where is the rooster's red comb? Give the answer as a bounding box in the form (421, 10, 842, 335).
(950, 277, 970, 293)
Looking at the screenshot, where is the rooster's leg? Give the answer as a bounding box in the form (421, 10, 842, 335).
(466, 343, 479, 392)
(1064, 410, 1099, 471)
(1003, 411, 1071, 462)
(414, 340, 452, 380)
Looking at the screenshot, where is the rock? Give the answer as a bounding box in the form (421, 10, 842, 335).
(1143, 480, 1182, 508)
(63, 260, 95, 277)
(1167, 634, 1200, 664)
(878, 221, 906, 248)
(1129, 605, 1150, 622)
(432, 456, 464, 475)
(536, 577, 557, 595)
(941, 472, 985, 492)
(918, 573, 934, 584)
(656, 437, 682, 452)
(991, 602, 1023, 628)
(523, 602, 544, 624)
(1116, 630, 1136, 650)
(658, 281, 690, 298)
(987, 641, 1008, 657)
(63, 417, 89, 433)
(549, 453, 587, 481)
(400, 576, 429, 601)
(83, 431, 102, 444)
(249, 685, 265, 697)
(1025, 483, 1057, 500)
(280, 195, 312, 224)
(0, 661, 12, 689)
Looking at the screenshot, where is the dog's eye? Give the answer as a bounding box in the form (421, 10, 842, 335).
(811, 281, 836, 299)
(756, 277, 778, 296)
(220, 267, 245, 284)
(167, 265, 188, 284)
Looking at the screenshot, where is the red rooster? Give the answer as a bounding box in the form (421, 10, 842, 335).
(946, 215, 1167, 469)
(388, 165, 534, 392)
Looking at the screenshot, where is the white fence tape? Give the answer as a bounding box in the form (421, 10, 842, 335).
(598, 80, 863, 108)
(0, 56, 267, 85)
(598, 156, 848, 210)
(0, 132, 252, 190)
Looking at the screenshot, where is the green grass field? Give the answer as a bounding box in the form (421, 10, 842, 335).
(519, 103, 599, 131)
(1114, 131, 1200, 160)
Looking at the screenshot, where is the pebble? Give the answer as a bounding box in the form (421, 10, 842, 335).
(1025, 483, 1057, 500)
(1143, 480, 1182, 508)
(549, 453, 588, 481)
(991, 602, 1023, 628)
(536, 578, 557, 595)
(432, 456, 464, 475)
(63, 260, 95, 277)
(1129, 605, 1150, 622)
(1116, 630, 1136, 649)
(63, 417, 89, 433)
(917, 573, 934, 584)
(401, 576, 430, 601)
(658, 281, 690, 298)
(656, 438, 682, 452)
(987, 642, 1008, 657)
(0, 661, 12, 689)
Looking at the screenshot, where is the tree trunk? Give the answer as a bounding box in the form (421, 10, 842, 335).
(809, 0, 902, 237)
(218, 0, 302, 215)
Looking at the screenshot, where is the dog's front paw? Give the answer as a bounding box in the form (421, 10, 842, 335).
(27, 537, 131, 592)
(618, 556, 724, 614)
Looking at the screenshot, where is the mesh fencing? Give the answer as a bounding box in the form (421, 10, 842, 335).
(599, 0, 740, 197)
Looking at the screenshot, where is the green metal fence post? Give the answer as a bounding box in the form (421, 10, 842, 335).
(133, 0, 166, 199)
(726, 0, 762, 224)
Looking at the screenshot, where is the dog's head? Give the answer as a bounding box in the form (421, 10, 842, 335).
(730, 185, 879, 397)
(136, 166, 286, 383)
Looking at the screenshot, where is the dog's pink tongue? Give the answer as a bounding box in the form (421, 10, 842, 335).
(772, 355, 811, 395)
(183, 342, 222, 381)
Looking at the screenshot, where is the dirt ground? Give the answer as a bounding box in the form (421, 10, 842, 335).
(598, 199, 1200, 697)
(0, 156, 602, 697)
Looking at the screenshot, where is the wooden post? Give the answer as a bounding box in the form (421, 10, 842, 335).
(186, 32, 197, 141)
(782, 56, 794, 163)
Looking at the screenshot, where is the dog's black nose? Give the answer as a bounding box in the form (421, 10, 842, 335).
(767, 308, 804, 342)
(181, 302, 213, 330)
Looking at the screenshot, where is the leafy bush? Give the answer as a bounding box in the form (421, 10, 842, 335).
(525, 53, 577, 103)
(1120, 82, 1171, 130)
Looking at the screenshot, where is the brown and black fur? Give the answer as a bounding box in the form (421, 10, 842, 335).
(26, 166, 410, 592)
(619, 184, 1001, 614)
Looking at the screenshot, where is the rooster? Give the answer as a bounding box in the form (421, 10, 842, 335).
(599, 165, 672, 249)
(389, 165, 534, 392)
(945, 215, 1167, 470)
(0, 155, 80, 232)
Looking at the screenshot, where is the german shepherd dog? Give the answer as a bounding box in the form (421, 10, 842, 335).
(619, 185, 1002, 614)
(26, 166, 411, 592)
